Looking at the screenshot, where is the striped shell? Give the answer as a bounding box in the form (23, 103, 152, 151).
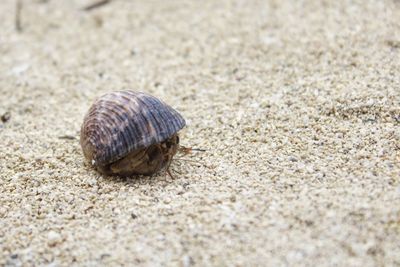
(80, 91, 186, 168)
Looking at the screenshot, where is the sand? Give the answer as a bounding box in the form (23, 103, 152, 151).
(0, 0, 399, 266)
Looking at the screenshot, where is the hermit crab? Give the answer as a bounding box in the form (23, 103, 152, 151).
(80, 90, 186, 176)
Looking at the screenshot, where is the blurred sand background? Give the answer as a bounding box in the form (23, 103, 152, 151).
(0, 0, 399, 266)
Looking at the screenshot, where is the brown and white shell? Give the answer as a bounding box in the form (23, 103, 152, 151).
(80, 91, 186, 176)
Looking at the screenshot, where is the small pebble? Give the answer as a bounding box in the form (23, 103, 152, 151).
(47, 231, 62, 247)
(1, 112, 11, 123)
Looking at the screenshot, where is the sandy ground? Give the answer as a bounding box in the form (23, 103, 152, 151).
(0, 0, 399, 266)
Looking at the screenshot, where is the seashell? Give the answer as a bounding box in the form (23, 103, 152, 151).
(80, 90, 186, 176)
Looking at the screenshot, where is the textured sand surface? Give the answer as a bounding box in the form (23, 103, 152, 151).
(1, 0, 400, 266)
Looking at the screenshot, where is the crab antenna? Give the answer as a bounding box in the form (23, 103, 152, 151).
(179, 146, 206, 154)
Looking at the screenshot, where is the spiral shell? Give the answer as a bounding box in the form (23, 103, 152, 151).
(80, 91, 185, 175)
